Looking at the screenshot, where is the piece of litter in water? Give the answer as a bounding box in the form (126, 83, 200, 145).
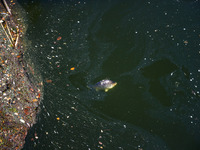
(70, 67, 75, 70)
(20, 119, 25, 123)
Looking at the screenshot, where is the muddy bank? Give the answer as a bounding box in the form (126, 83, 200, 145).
(0, 0, 43, 149)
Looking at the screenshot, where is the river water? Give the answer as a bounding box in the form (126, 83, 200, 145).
(17, 0, 200, 149)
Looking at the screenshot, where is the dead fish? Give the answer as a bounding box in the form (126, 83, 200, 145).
(88, 79, 117, 92)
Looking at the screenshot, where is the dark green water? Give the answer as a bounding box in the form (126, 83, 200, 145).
(17, 0, 200, 149)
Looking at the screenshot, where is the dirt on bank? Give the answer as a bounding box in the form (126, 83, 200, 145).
(0, 0, 43, 149)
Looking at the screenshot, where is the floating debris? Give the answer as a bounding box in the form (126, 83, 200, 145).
(0, 0, 43, 149)
(57, 36, 62, 41)
(70, 67, 75, 70)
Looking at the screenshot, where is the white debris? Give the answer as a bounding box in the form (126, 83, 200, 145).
(14, 112, 18, 116)
(20, 119, 25, 123)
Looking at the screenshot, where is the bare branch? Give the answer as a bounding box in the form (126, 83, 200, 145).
(2, 0, 12, 15)
(0, 21, 13, 46)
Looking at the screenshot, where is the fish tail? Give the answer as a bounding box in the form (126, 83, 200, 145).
(87, 85, 94, 89)
(87, 85, 100, 91)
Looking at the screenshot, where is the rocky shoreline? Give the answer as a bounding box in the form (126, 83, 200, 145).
(0, 0, 42, 149)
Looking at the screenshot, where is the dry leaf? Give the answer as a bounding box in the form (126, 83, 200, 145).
(32, 99, 38, 102)
(57, 36, 62, 41)
(70, 67, 75, 70)
(46, 79, 52, 83)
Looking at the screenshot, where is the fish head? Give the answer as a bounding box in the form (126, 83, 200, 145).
(109, 81, 117, 89)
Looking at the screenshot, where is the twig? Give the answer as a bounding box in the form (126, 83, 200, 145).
(15, 28, 19, 48)
(5, 21, 14, 43)
(0, 21, 13, 46)
(2, 0, 12, 15)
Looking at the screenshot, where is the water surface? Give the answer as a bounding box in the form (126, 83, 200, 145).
(18, 0, 200, 149)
